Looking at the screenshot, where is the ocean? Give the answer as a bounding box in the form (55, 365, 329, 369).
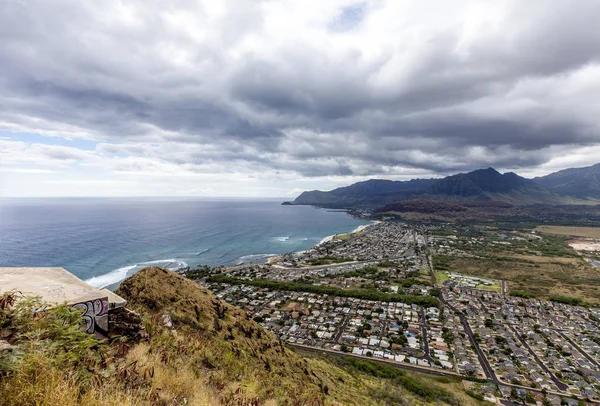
(0, 198, 370, 288)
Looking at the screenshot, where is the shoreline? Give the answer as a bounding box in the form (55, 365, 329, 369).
(89, 219, 376, 289)
(317, 221, 377, 246)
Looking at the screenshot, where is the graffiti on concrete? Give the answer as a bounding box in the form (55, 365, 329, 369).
(72, 297, 108, 337)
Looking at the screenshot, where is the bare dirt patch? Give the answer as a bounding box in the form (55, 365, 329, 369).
(569, 239, 600, 252)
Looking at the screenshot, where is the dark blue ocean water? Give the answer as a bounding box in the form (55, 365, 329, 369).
(0, 198, 369, 288)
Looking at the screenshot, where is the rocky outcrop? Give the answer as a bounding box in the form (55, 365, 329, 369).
(109, 307, 147, 341)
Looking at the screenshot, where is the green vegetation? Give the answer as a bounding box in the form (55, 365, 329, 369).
(337, 265, 381, 278)
(511, 290, 534, 299)
(0, 293, 147, 406)
(430, 231, 600, 305)
(181, 264, 218, 279)
(435, 270, 449, 284)
(465, 390, 485, 401)
(549, 295, 584, 306)
(433, 256, 452, 271)
(307, 256, 354, 265)
(207, 274, 440, 306)
(334, 358, 460, 404)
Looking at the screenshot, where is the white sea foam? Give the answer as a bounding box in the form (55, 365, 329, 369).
(317, 223, 373, 246)
(196, 248, 211, 256)
(274, 236, 290, 242)
(86, 265, 137, 289)
(352, 223, 372, 233)
(318, 235, 336, 245)
(86, 258, 188, 289)
(236, 253, 277, 264)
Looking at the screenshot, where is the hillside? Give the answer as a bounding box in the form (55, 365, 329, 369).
(534, 163, 600, 198)
(289, 167, 572, 209)
(0, 267, 483, 406)
(293, 178, 436, 208)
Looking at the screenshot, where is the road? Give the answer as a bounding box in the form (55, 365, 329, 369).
(289, 342, 461, 378)
(270, 259, 377, 272)
(286, 343, 600, 404)
(554, 329, 600, 369)
(334, 315, 350, 343)
(438, 293, 498, 381)
(419, 308, 434, 364)
(508, 325, 568, 391)
(252, 293, 283, 315)
(475, 296, 490, 314)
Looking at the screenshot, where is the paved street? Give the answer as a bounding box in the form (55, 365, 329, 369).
(438, 293, 498, 381)
(555, 329, 600, 369)
(508, 325, 568, 391)
(334, 315, 350, 343)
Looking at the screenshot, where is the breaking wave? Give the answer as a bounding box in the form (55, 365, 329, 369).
(236, 253, 277, 265)
(86, 258, 188, 289)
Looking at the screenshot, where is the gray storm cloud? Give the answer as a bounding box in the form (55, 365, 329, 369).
(1, 0, 600, 180)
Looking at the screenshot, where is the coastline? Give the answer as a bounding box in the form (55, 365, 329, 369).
(269, 221, 376, 264)
(88, 219, 374, 289)
(317, 221, 377, 246)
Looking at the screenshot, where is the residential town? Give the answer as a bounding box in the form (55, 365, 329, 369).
(191, 221, 600, 405)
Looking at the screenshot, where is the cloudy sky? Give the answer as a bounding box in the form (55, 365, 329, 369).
(1, 0, 600, 197)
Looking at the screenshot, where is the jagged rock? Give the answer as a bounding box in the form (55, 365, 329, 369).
(0, 339, 14, 352)
(109, 307, 147, 341)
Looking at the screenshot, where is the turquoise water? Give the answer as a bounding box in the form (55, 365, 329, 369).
(0, 198, 369, 288)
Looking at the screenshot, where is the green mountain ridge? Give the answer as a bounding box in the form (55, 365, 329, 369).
(534, 162, 600, 199)
(289, 166, 600, 209)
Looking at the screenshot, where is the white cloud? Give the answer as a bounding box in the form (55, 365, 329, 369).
(0, 0, 600, 196)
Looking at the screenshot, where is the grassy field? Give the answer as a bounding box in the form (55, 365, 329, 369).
(333, 229, 367, 241)
(430, 224, 600, 305)
(435, 270, 449, 284)
(434, 268, 501, 293)
(476, 281, 502, 293)
(534, 225, 600, 238)
(433, 254, 600, 305)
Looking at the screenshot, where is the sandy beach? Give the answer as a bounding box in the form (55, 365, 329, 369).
(317, 221, 375, 246)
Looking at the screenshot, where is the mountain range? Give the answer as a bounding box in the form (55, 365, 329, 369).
(288, 163, 600, 210)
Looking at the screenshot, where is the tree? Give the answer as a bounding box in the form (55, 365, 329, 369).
(510, 388, 518, 400)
